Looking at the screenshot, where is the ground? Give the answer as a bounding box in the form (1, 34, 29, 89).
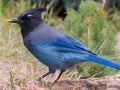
(22, 75, 120, 90)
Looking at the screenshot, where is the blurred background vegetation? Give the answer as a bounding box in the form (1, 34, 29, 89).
(0, 0, 120, 89)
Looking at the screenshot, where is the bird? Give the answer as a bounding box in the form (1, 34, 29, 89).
(6, 8, 120, 83)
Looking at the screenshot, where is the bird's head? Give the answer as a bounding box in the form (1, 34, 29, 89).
(6, 8, 46, 30)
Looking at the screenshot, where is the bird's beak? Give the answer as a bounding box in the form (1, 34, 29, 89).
(5, 17, 21, 23)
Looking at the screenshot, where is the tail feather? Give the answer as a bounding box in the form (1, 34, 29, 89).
(87, 54, 120, 70)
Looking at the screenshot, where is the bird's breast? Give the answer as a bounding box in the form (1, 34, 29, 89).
(23, 38, 61, 65)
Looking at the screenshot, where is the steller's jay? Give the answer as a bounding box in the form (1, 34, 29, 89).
(6, 8, 120, 83)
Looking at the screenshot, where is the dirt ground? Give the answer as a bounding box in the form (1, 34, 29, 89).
(22, 74, 120, 90)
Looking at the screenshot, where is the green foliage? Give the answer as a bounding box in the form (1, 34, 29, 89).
(110, 12, 120, 32)
(64, 0, 117, 78)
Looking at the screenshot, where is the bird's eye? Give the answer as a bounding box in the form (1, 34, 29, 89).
(27, 14, 33, 18)
(21, 14, 33, 20)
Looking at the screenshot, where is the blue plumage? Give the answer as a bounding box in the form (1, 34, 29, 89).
(87, 55, 120, 70)
(7, 8, 120, 83)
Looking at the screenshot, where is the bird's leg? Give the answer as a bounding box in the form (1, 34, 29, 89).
(53, 70, 65, 83)
(37, 71, 51, 81)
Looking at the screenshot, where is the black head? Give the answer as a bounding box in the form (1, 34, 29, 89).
(6, 8, 46, 30)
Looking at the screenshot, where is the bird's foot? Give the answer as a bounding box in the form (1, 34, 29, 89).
(36, 77, 47, 85)
(36, 77, 42, 82)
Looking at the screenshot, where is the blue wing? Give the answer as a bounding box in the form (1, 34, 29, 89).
(50, 36, 120, 70)
(66, 35, 88, 49)
(50, 35, 96, 55)
(65, 35, 95, 54)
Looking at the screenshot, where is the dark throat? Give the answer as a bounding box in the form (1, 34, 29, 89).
(20, 20, 42, 39)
